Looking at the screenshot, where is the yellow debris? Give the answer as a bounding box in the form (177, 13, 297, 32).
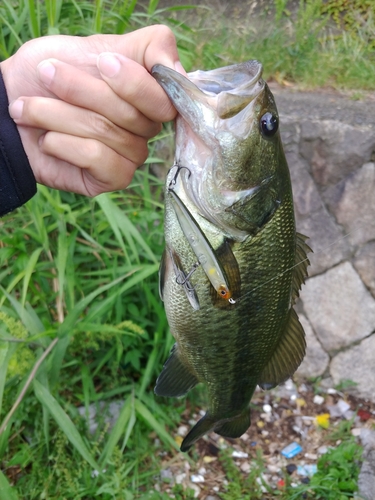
(175, 435, 183, 446)
(315, 413, 330, 429)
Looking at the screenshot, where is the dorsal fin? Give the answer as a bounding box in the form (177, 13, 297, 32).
(291, 232, 311, 304)
(258, 233, 311, 389)
(258, 308, 306, 390)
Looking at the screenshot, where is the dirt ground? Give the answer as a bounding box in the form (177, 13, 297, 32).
(152, 379, 375, 498)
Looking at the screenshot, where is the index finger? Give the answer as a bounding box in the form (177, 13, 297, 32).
(89, 25, 186, 74)
(97, 53, 177, 122)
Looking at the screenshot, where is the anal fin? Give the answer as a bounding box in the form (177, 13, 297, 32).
(154, 344, 198, 398)
(258, 308, 306, 390)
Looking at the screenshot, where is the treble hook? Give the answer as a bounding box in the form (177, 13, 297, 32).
(175, 262, 200, 289)
(168, 163, 192, 191)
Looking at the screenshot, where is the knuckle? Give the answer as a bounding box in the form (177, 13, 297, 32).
(152, 24, 176, 45)
(88, 113, 117, 137)
(82, 139, 104, 164)
(22, 98, 41, 124)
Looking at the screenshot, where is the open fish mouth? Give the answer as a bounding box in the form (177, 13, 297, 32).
(152, 60, 265, 121)
(188, 60, 264, 119)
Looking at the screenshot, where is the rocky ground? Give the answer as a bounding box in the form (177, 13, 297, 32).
(152, 380, 375, 499)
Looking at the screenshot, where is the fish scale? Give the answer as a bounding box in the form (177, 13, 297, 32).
(153, 61, 310, 451)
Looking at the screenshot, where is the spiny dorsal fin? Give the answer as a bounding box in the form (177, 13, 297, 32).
(258, 308, 306, 390)
(291, 232, 312, 304)
(154, 344, 199, 398)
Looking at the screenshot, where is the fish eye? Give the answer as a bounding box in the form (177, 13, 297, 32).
(260, 112, 278, 138)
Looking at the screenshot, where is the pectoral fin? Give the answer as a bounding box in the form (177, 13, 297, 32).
(154, 344, 199, 398)
(258, 308, 306, 390)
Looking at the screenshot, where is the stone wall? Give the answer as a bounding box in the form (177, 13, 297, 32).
(274, 88, 375, 401)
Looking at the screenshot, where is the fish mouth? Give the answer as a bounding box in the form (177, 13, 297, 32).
(152, 60, 264, 120)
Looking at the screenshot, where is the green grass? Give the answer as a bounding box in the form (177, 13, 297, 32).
(0, 158, 184, 498)
(187, 0, 375, 90)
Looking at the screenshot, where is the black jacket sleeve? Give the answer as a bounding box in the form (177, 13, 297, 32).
(0, 69, 36, 217)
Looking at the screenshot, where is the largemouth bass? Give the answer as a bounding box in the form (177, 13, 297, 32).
(152, 60, 310, 452)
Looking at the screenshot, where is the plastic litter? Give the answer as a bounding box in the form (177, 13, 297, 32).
(358, 409, 372, 421)
(327, 399, 351, 418)
(297, 464, 317, 477)
(232, 450, 249, 458)
(277, 479, 286, 489)
(281, 442, 303, 458)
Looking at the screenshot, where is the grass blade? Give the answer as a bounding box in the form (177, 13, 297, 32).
(134, 399, 179, 451)
(33, 379, 100, 471)
(0, 343, 17, 416)
(21, 248, 43, 307)
(99, 394, 134, 466)
(0, 469, 18, 500)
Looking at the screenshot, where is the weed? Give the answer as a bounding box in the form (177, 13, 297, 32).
(289, 439, 362, 499)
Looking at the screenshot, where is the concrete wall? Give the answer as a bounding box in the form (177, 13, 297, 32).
(274, 88, 375, 401)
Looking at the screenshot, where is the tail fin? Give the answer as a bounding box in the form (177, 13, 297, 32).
(215, 410, 250, 438)
(180, 410, 251, 452)
(180, 413, 216, 452)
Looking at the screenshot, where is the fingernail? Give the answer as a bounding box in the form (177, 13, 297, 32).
(97, 53, 121, 78)
(38, 60, 56, 86)
(9, 99, 24, 120)
(174, 61, 187, 76)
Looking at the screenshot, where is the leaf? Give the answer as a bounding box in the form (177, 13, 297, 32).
(33, 379, 100, 471)
(0, 286, 45, 336)
(21, 247, 43, 307)
(0, 343, 17, 416)
(99, 394, 135, 466)
(134, 399, 179, 451)
(0, 469, 18, 500)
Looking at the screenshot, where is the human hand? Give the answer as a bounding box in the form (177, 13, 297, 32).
(0, 25, 184, 196)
